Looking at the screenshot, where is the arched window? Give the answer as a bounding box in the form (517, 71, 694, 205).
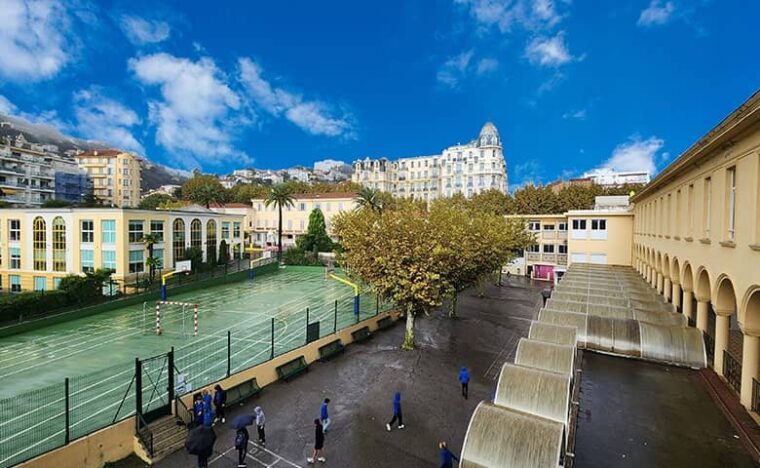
(173, 219, 185, 264)
(206, 220, 217, 265)
(52, 217, 66, 272)
(190, 219, 202, 250)
(33, 217, 47, 271)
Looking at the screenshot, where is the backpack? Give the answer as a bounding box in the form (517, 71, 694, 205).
(234, 430, 247, 449)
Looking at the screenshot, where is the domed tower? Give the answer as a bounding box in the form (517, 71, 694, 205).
(476, 122, 508, 193)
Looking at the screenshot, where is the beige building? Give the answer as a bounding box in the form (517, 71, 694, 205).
(632, 90, 760, 415)
(0, 207, 244, 293)
(75, 149, 142, 207)
(249, 192, 358, 249)
(352, 122, 508, 202)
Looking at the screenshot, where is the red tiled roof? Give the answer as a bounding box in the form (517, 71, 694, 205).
(75, 149, 123, 157)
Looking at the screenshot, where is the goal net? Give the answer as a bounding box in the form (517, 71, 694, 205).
(144, 301, 199, 337)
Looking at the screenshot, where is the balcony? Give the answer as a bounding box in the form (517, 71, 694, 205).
(557, 231, 568, 240)
(526, 252, 540, 262)
(541, 253, 557, 263)
(541, 231, 557, 240)
(557, 254, 568, 265)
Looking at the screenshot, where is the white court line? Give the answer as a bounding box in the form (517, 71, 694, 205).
(208, 442, 303, 467)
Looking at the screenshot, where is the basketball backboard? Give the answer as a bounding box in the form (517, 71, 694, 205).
(175, 260, 192, 273)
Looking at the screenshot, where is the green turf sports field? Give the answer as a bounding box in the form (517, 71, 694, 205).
(0, 265, 391, 468)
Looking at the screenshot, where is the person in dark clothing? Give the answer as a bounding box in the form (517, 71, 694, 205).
(320, 398, 331, 432)
(234, 427, 249, 468)
(193, 393, 204, 428)
(385, 392, 404, 431)
(459, 367, 470, 399)
(197, 447, 213, 468)
(213, 384, 226, 424)
(439, 441, 459, 468)
(307, 418, 326, 464)
(254, 406, 266, 446)
(202, 390, 214, 427)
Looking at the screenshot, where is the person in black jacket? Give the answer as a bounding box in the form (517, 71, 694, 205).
(213, 384, 226, 424)
(234, 426, 249, 468)
(306, 418, 325, 464)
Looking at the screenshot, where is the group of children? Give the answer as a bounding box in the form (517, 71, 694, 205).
(192, 384, 227, 428)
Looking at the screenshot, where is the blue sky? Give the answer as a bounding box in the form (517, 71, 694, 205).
(0, 0, 758, 187)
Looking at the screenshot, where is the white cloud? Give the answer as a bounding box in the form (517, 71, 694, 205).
(562, 109, 587, 120)
(0, 95, 18, 115)
(129, 53, 250, 167)
(73, 87, 144, 153)
(0, 0, 74, 81)
(455, 0, 562, 33)
(525, 31, 574, 67)
(119, 15, 171, 45)
(599, 136, 664, 174)
(237, 57, 354, 138)
(638, 0, 675, 27)
(436, 50, 474, 88)
(476, 58, 499, 75)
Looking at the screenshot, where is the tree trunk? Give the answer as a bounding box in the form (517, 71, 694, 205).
(402, 306, 415, 350)
(477, 275, 486, 298)
(448, 290, 458, 319)
(278, 205, 283, 262)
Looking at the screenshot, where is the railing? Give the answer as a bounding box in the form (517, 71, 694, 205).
(752, 378, 760, 414)
(136, 412, 154, 457)
(526, 252, 540, 262)
(723, 350, 742, 394)
(175, 393, 194, 429)
(541, 253, 557, 263)
(703, 333, 714, 365)
(557, 254, 568, 265)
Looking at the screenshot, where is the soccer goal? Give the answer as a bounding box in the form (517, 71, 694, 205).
(149, 301, 199, 337)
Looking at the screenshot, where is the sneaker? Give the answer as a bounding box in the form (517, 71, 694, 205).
(386, 424, 391, 432)
(221, 418, 226, 423)
(398, 424, 405, 429)
(307, 458, 314, 464)
(237, 464, 247, 468)
(318, 457, 326, 463)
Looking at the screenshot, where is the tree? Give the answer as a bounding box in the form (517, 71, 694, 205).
(139, 193, 175, 210)
(296, 208, 333, 253)
(42, 199, 73, 208)
(512, 184, 561, 214)
(181, 172, 229, 208)
(355, 187, 387, 212)
(469, 189, 515, 215)
(229, 183, 268, 204)
(81, 188, 103, 207)
(264, 184, 296, 260)
(141, 233, 161, 282)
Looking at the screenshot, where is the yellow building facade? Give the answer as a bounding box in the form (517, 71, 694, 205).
(249, 192, 358, 248)
(0, 207, 245, 293)
(75, 149, 142, 207)
(632, 90, 760, 413)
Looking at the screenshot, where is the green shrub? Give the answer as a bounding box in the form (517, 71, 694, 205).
(282, 247, 324, 266)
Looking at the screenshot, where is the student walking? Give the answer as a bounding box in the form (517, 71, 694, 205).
(234, 427, 249, 468)
(254, 406, 266, 446)
(320, 398, 331, 432)
(307, 418, 326, 464)
(459, 367, 470, 399)
(385, 392, 404, 431)
(202, 390, 215, 427)
(193, 393, 204, 427)
(438, 441, 459, 468)
(213, 384, 227, 424)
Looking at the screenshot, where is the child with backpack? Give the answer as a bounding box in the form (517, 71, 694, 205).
(234, 427, 250, 468)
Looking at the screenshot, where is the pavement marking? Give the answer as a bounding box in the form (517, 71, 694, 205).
(208, 442, 303, 468)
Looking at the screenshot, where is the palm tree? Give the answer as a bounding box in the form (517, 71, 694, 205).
(264, 184, 296, 261)
(141, 233, 160, 282)
(355, 187, 384, 212)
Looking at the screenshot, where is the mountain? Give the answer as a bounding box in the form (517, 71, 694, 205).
(0, 114, 188, 192)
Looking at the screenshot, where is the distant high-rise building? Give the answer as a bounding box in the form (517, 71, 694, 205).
(352, 122, 508, 201)
(74, 149, 142, 207)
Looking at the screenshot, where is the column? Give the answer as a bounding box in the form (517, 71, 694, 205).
(713, 309, 731, 376)
(664, 277, 672, 302)
(740, 332, 760, 409)
(651, 269, 658, 288)
(657, 272, 664, 294)
(683, 289, 694, 321)
(645, 265, 651, 283)
(672, 282, 681, 313)
(696, 298, 709, 332)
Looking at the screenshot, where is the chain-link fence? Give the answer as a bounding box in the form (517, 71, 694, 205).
(0, 282, 395, 467)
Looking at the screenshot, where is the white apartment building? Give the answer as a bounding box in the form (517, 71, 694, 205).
(582, 168, 650, 186)
(352, 122, 509, 201)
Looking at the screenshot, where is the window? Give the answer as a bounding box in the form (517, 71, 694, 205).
(173, 219, 186, 263)
(52, 217, 66, 272)
(666, 194, 672, 236)
(571, 219, 587, 240)
(81, 249, 94, 273)
(558, 244, 568, 254)
(190, 219, 202, 249)
(703, 177, 712, 238)
(675, 189, 681, 237)
(287, 220, 293, 230)
(570, 253, 587, 264)
(33, 216, 46, 271)
(129, 250, 144, 273)
(591, 219, 608, 240)
(10, 275, 21, 293)
(687, 184, 694, 237)
(299, 203, 306, 211)
(206, 220, 217, 264)
(590, 253, 608, 264)
(128, 220, 144, 243)
(726, 167, 736, 241)
(9, 219, 20, 241)
(526, 244, 540, 253)
(300, 220, 305, 230)
(543, 244, 555, 253)
(153, 248, 164, 269)
(221, 222, 230, 239)
(233, 222, 241, 238)
(102, 250, 116, 270)
(102, 220, 116, 244)
(150, 220, 164, 242)
(558, 222, 567, 231)
(34, 276, 46, 291)
(528, 221, 541, 231)
(53, 278, 61, 290)
(81, 220, 94, 243)
(10, 247, 21, 269)
(542, 224, 555, 231)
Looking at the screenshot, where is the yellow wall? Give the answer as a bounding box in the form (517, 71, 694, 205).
(75, 152, 141, 208)
(567, 212, 633, 266)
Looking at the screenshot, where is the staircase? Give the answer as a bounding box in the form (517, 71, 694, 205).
(135, 415, 188, 465)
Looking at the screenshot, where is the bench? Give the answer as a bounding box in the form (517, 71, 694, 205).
(351, 326, 372, 343)
(276, 356, 309, 381)
(318, 339, 345, 362)
(226, 378, 261, 407)
(377, 316, 394, 330)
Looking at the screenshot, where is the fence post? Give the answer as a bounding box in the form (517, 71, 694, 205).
(334, 300, 338, 334)
(168, 347, 175, 404)
(270, 318, 275, 360)
(135, 357, 142, 430)
(305, 307, 310, 344)
(64, 377, 70, 444)
(227, 331, 231, 377)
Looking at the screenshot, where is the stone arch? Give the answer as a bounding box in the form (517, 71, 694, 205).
(714, 274, 738, 314)
(695, 267, 711, 301)
(682, 262, 694, 291)
(740, 286, 760, 333)
(655, 251, 662, 273)
(671, 258, 680, 283)
(662, 254, 670, 278)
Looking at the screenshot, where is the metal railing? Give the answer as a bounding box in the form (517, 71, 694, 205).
(752, 378, 760, 414)
(703, 333, 714, 365)
(723, 350, 742, 394)
(136, 412, 154, 457)
(175, 393, 194, 429)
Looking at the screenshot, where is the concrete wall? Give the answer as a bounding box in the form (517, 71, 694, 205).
(567, 212, 633, 266)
